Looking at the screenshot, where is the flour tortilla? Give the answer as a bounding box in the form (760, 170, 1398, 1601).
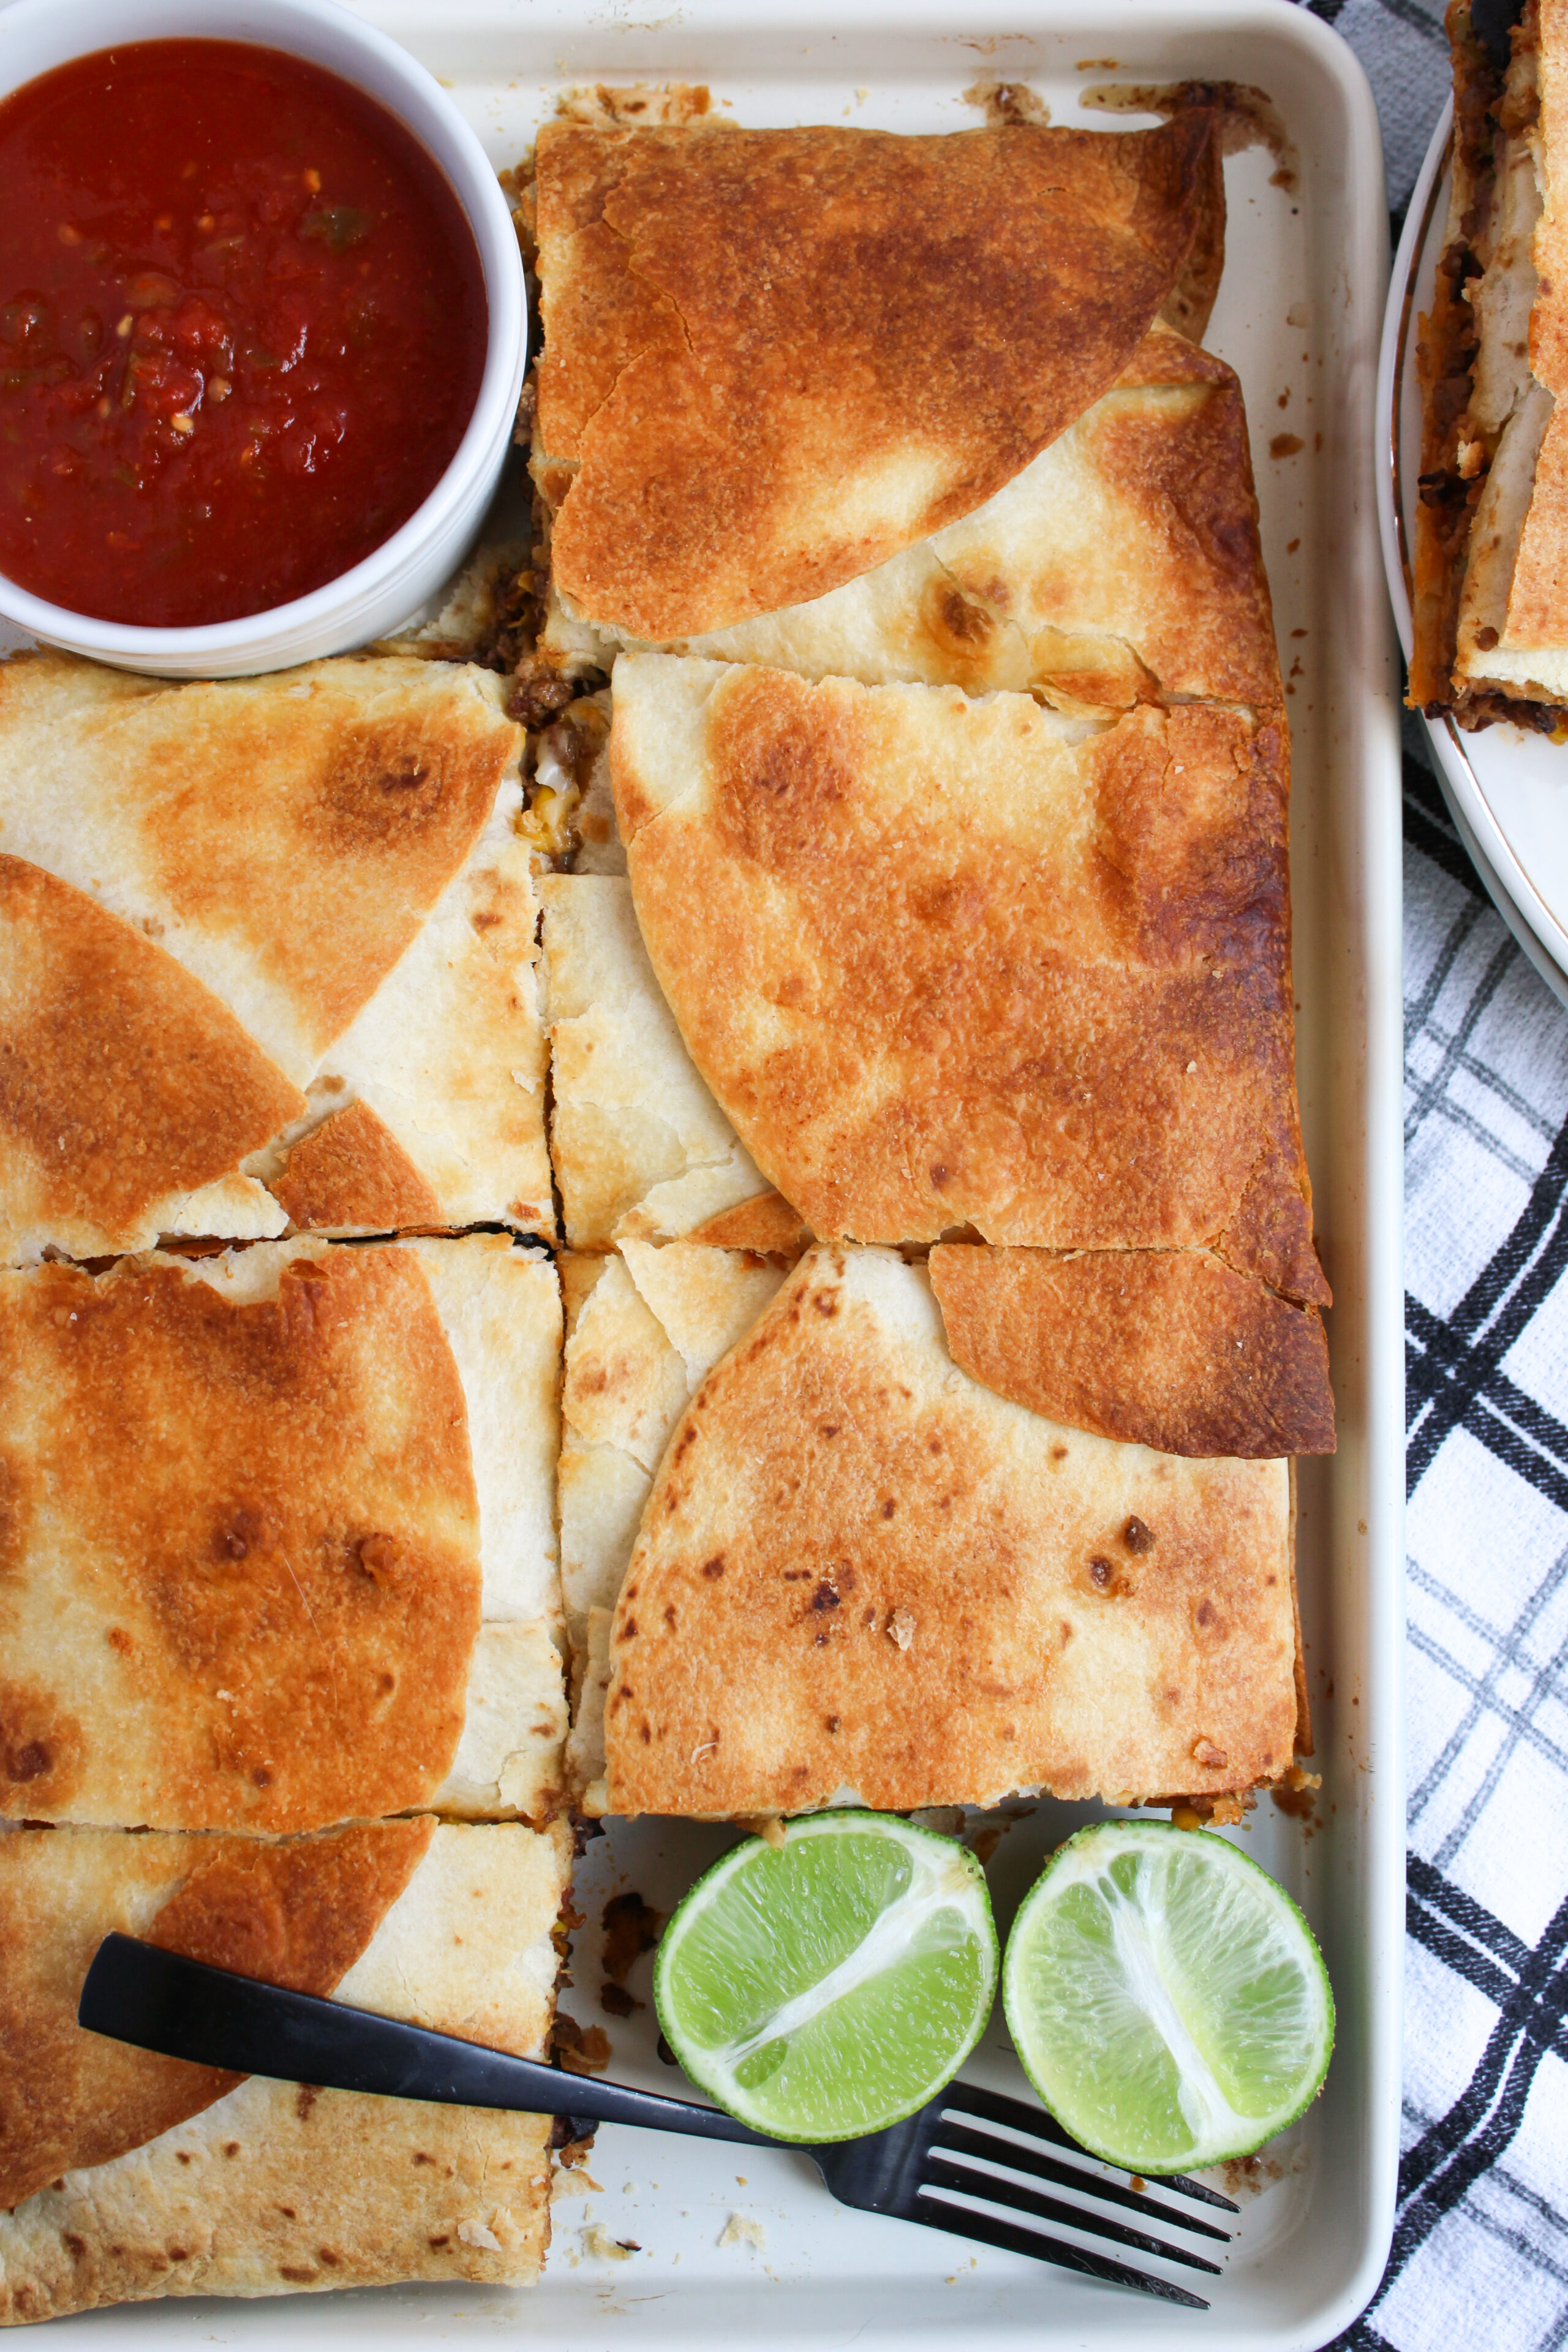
(540, 330, 1279, 713)
(539, 872, 774, 1248)
(533, 114, 1217, 641)
(0, 653, 551, 1260)
(0, 1237, 564, 1833)
(592, 1245, 1298, 1818)
(0, 1819, 568, 2323)
(611, 656, 1325, 1306)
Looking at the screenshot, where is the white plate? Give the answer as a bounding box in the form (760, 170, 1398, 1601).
(1380, 96, 1568, 1003)
(19, 4, 1406, 2345)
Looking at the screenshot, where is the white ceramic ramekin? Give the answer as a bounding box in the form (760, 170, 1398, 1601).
(0, 0, 526, 677)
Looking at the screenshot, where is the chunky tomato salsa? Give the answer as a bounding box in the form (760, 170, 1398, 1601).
(0, 39, 487, 627)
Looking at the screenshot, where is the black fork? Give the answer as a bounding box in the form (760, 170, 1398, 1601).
(79, 1935, 1236, 2309)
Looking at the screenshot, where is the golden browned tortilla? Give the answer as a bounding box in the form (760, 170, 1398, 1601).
(0, 1820, 569, 2322)
(598, 1246, 1299, 1818)
(539, 331, 1281, 716)
(533, 113, 1217, 639)
(0, 854, 306, 1265)
(929, 1245, 1335, 1457)
(0, 1245, 482, 1833)
(0, 652, 552, 1255)
(611, 657, 1327, 1306)
(0, 1819, 433, 2214)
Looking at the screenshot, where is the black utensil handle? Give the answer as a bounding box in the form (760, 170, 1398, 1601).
(79, 1934, 772, 2147)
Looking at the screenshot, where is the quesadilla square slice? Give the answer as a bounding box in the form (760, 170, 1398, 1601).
(0, 1235, 565, 1833)
(611, 655, 1327, 1307)
(556, 1240, 786, 1754)
(532, 113, 1216, 643)
(0, 1817, 569, 2323)
(538, 330, 1280, 715)
(540, 870, 800, 1249)
(0, 652, 552, 1261)
(583, 1245, 1300, 1820)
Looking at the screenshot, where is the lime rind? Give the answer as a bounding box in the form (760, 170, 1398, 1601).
(1002, 1819, 1334, 2174)
(654, 1811, 998, 2143)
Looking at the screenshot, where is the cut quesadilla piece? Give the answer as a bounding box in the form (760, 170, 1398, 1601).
(0, 652, 551, 1257)
(611, 656, 1327, 1307)
(929, 1245, 1335, 1458)
(557, 1240, 786, 1660)
(1411, 0, 1568, 727)
(539, 872, 778, 1247)
(538, 331, 1279, 714)
(0, 855, 307, 1266)
(587, 1245, 1298, 1819)
(0, 1236, 565, 1833)
(0, 1817, 569, 2322)
(532, 113, 1217, 643)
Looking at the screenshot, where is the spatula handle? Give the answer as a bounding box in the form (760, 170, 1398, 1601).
(78, 1934, 772, 2146)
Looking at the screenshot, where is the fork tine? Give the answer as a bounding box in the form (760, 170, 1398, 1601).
(910, 2190, 1211, 2309)
(921, 2155, 1224, 2278)
(935, 2122, 1233, 2244)
(941, 2082, 1239, 2212)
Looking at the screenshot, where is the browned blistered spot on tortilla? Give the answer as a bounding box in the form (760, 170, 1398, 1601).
(0, 1684, 84, 1811)
(930, 1245, 1333, 1454)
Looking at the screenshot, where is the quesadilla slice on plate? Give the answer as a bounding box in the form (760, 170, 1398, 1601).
(1411, 0, 1568, 728)
(0, 653, 552, 1259)
(611, 656, 1326, 1306)
(532, 114, 1218, 642)
(0, 1237, 565, 1832)
(538, 331, 1280, 714)
(581, 1245, 1300, 1819)
(0, 1817, 568, 2321)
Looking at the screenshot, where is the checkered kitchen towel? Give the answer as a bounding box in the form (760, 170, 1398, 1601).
(1302, 1, 1568, 2342)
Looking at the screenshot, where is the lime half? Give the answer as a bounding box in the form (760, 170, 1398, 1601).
(1003, 1820, 1333, 2174)
(654, 1811, 998, 2142)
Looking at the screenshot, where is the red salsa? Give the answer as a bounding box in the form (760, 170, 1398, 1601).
(0, 39, 487, 626)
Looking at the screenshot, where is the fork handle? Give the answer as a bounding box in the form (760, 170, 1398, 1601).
(80, 1935, 774, 2147)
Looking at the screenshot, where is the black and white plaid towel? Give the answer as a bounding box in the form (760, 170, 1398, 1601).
(1300, 1, 1568, 2342)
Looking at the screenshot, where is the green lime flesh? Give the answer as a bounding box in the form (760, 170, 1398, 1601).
(654, 1811, 998, 2143)
(1002, 1820, 1335, 2174)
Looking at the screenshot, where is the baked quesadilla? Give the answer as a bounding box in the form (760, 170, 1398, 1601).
(610, 656, 1326, 1306)
(0, 1817, 568, 2321)
(532, 114, 1218, 641)
(557, 1240, 786, 1693)
(929, 1245, 1334, 1458)
(0, 653, 552, 1261)
(581, 1245, 1300, 1819)
(537, 331, 1280, 715)
(1411, 0, 1568, 727)
(539, 873, 777, 1247)
(0, 1236, 565, 1832)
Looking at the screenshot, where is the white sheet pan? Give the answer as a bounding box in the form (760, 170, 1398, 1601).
(19, 4, 1404, 2345)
